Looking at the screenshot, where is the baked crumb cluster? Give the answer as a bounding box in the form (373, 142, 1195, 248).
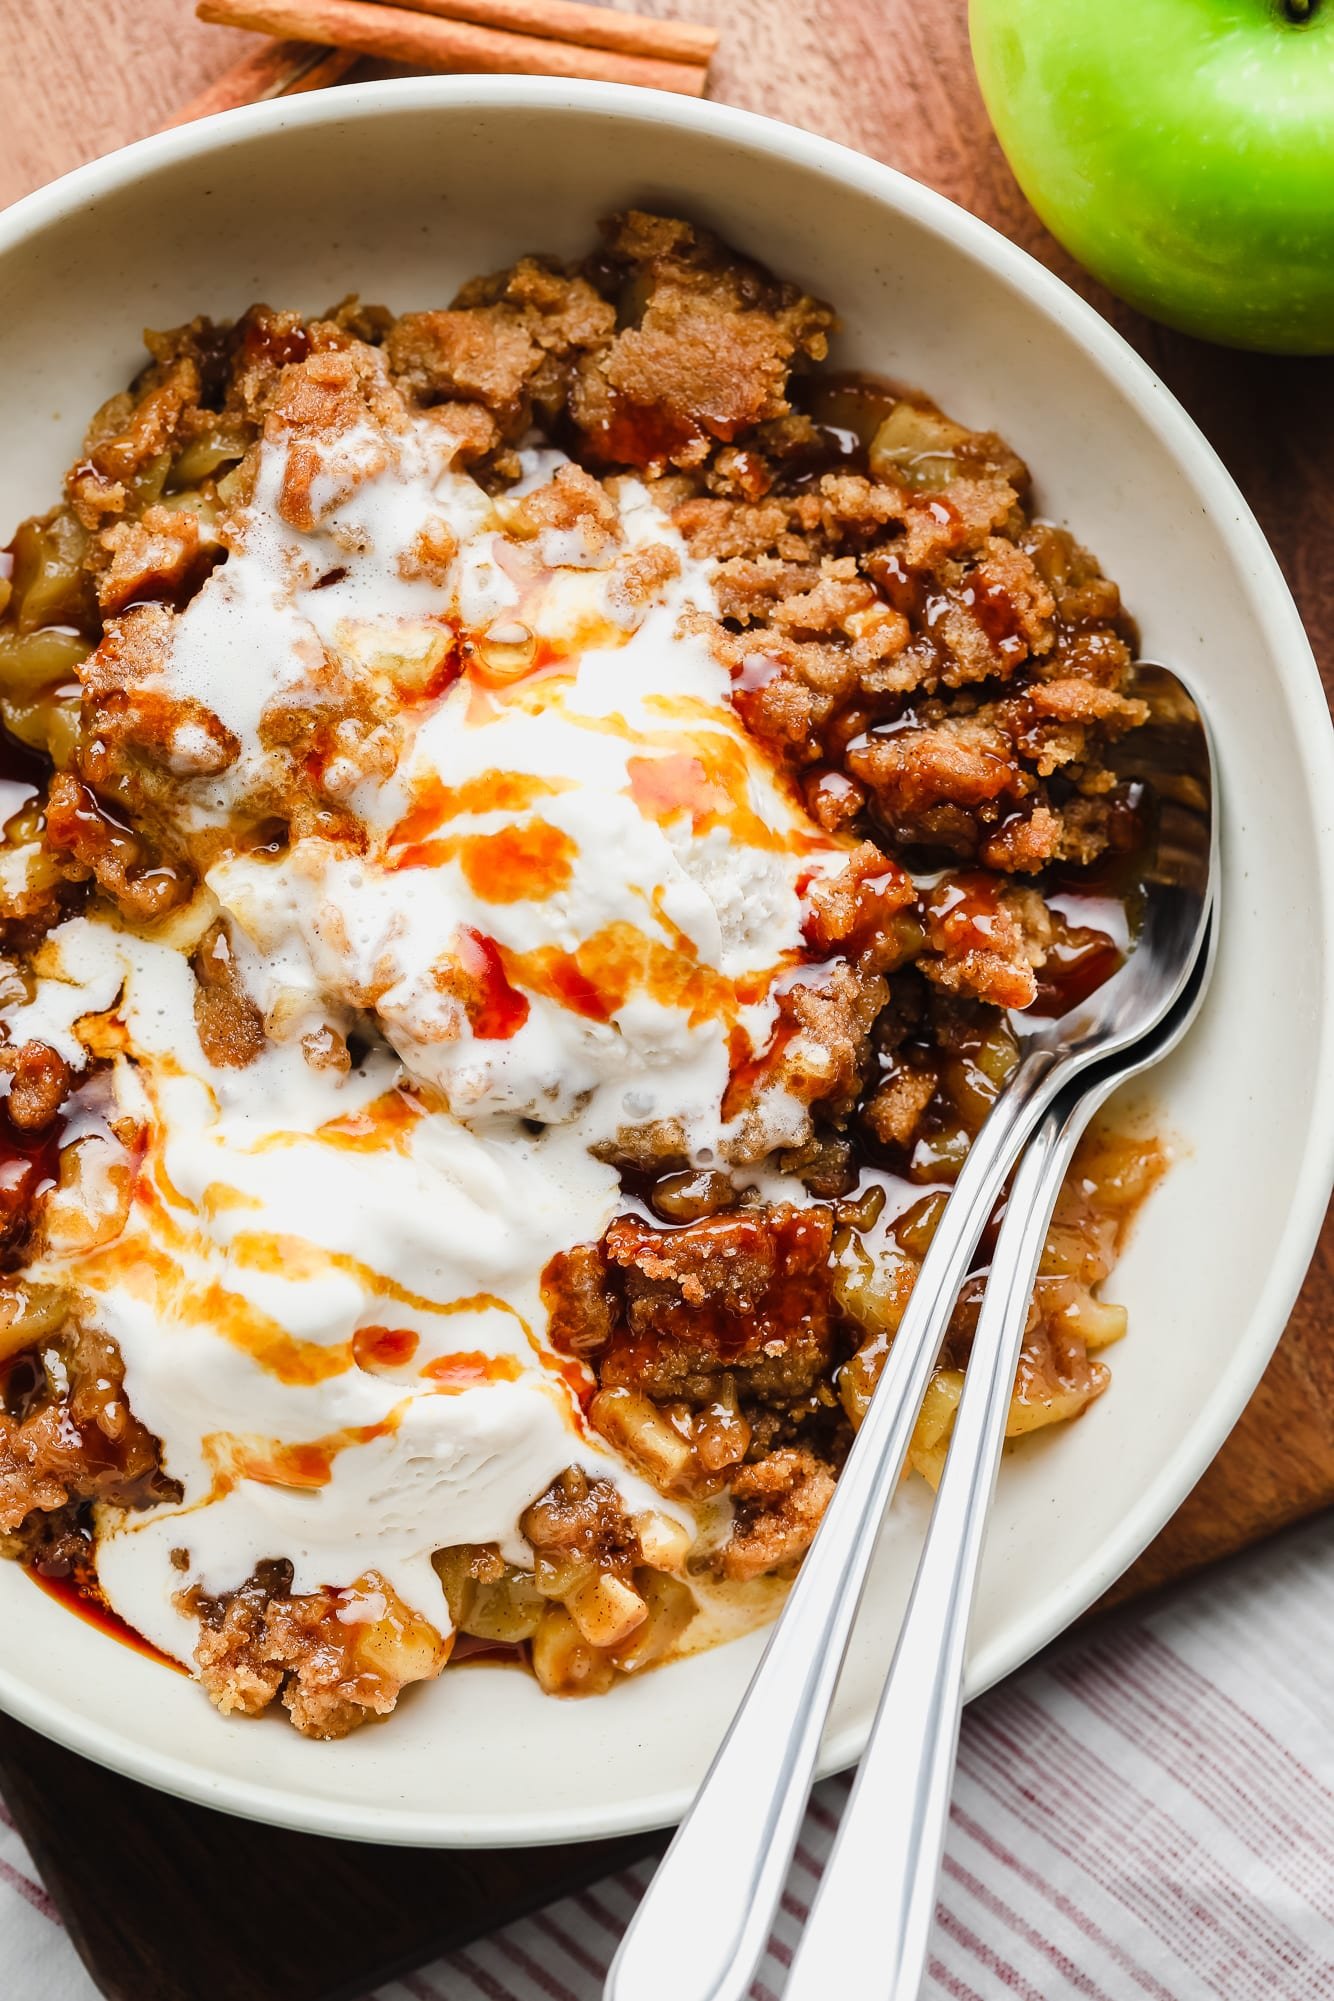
(0, 213, 1163, 1737)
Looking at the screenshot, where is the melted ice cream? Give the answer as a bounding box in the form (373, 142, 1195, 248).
(7, 407, 847, 1661)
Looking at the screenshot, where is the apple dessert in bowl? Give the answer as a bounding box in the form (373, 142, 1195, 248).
(0, 209, 1166, 1739)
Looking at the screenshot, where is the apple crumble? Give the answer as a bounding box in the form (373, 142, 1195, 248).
(0, 212, 1165, 1737)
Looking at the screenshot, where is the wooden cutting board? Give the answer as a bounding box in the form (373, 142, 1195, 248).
(0, 3, 1330, 1996)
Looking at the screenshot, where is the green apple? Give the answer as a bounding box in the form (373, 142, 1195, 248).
(969, 0, 1334, 352)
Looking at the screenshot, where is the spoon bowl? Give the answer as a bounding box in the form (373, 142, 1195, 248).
(1028, 663, 1215, 1068)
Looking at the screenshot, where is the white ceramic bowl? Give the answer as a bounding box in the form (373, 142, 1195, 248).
(0, 77, 1330, 1848)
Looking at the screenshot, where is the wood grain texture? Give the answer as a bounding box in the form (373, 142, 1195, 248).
(0, 4, 1330, 1995)
(0, 3, 267, 208)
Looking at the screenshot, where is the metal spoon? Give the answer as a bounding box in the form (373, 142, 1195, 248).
(605, 664, 1216, 2001)
(782, 913, 1216, 2001)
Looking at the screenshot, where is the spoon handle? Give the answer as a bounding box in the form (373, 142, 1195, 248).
(782, 1092, 1088, 2001)
(604, 1046, 1063, 2001)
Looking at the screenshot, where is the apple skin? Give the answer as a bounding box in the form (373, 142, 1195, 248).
(969, 0, 1334, 353)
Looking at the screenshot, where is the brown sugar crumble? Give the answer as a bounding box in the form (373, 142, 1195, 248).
(0, 211, 1170, 1736)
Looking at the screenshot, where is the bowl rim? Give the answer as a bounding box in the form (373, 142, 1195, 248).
(0, 71, 1331, 1849)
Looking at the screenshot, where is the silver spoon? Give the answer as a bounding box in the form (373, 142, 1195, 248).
(782, 912, 1216, 2001)
(605, 664, 1217, 2001)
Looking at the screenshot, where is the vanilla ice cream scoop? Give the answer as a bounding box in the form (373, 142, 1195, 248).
(188, 434, 843, 1142)
(5, 400, 848, 1655)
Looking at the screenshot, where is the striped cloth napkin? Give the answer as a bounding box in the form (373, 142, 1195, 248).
(6, 1513, 1334, 2001)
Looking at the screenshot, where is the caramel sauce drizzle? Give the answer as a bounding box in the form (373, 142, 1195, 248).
(362, 586, 846, 1071)
(77, 1215, 353, 1388)
(27, 1567, 186, 1673)
(389, 769, 574, 847)
(57, 550, 841, 1444)
(249, 1088, 423, 1155)
(456, 926, 531, 1039)
(203, 1409, 404, 1492)
(378, 680, 834, 1038)
(421, 1349, 522, 1391)
(81, 1088, 583, 1419)
(392, 818, 577, 903)
(353, 1324, 419, 1372)
(498, 919, 763, 1031)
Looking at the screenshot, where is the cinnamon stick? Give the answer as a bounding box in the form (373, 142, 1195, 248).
(366, 0, 715, 65)
(163, 39, 358, 127)
(196, 0, 709, 94)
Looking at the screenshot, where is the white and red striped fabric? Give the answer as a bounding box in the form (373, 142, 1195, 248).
(7, 1515, 1334, 2000)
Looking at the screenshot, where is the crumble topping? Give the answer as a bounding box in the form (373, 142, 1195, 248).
(0, 211, 1166, 1735)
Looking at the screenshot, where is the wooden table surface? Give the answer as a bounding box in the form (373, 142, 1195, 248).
(4, 0, 1331, 1598)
